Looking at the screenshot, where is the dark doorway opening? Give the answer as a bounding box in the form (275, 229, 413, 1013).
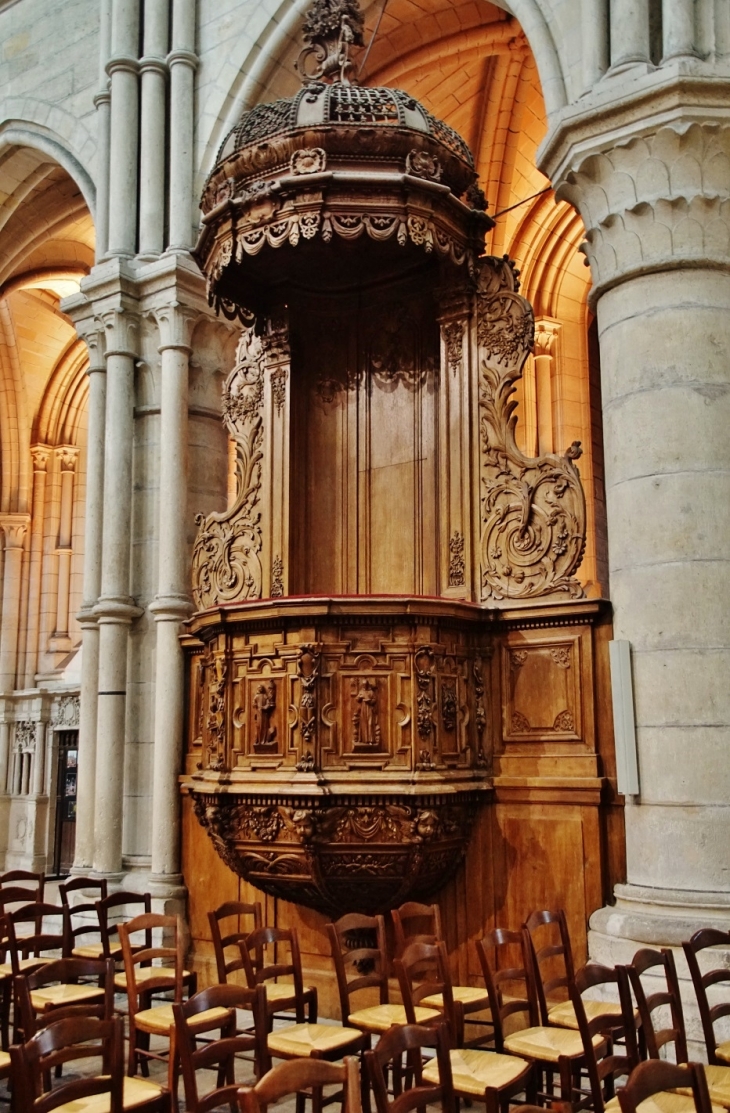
(52, 730, 78, 876)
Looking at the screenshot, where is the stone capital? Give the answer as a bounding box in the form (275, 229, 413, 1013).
(56, 445, 79, 473)
(100, 307, 140, 358)
(533, 318, 560, 358)
(540, 78, 730, 301)
(30, 445, 52, 473)
(0, 515, 30, 549)
(152, 303, 199, 353)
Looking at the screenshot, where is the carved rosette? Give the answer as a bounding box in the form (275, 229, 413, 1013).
(191, 790, 482, 916)
(476, 256, 586, 602)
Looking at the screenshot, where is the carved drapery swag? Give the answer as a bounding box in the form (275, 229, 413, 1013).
(476, 256, 586, 601)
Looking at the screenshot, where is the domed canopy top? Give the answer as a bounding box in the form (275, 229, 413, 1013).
(215, 83, 474, 171)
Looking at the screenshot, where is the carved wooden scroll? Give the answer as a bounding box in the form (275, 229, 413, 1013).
(476, 256, 586, 602)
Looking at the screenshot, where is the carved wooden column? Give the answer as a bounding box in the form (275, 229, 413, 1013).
(438, 286, 472, 600)
(533, 318, 560, 457)
(23, 447, 51, 687)
(52, 446, 79, 645)
(0, 517, 30, 692)
(261, 312, 290, 599)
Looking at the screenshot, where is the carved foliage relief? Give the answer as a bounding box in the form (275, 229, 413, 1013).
(476, 256, 586, 602)
(192, 327, 266, 609)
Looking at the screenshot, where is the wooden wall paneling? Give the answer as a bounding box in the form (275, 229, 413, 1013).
(182, 792, 239, 983)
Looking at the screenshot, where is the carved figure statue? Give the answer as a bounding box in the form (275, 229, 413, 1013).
(253, 680, 277, 748)
(353, 678, 381, 748)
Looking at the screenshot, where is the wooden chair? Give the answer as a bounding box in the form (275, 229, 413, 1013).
(173, 983, 269, 1112)
(9, 1014, 169, 1112)
(364, 1021, 455, 1113)
(118, 912, 196, 1087)
(6, 901, 68, 1042)
(627, 947, 687, 1062)
(15, 957, 115, 1037)
(209, 899, 262, 984)
(616, 1060, 713, 1113)
(392, 903, 492, 1046)
(0, 909, 46, 1049)
(96, 889, 151, 964)
(391, 902, 443, 956)
(394, 940, 458, 1041)
(525, 909, 627, 1035)
(562, 962, 638, 1113)
(238, 1055, 362, 1113)
(0, 870, 44, 900)
(329, 912, 421, 1037)
(476, 927, 594, 1105)
(59, 875, 108, 959)
(683, 929, 730, 1066)
(14, 956, 111, 1039)
(240, 925, 318, 1029)
(397, 940, 535, 1112)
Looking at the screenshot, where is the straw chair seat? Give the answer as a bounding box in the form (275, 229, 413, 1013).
(424, 1047, 529, 1096)
(113, 964, 191, 990)
(674, 1065, 730, 1109)
(53, 1075, 165, 1112)
(268, 1022, 365, 1056)
(30, 984, 105, 1010)
(547, 997, 635, 1030)
(72, 942, 123, 960)
(134, 1002, 229, 1034)
(605, 1091, 724, 1113)
(503, 1024, 603, 1061)
(421, 986, 490, 1009)
(348, 1003, 440, 1031)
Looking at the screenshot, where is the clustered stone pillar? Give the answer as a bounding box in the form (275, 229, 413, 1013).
(148, 304, 196, 896)
(73, 323, 106, 873)
(53, 447, 79, 640)
(0, 518, 30, 693)
(549, 109, 730, 955)
(94, 0, 112, 260)
(107, 0, 140, 256)
(93, 306, 141, 880)
(138, 0, 168, 256)
(24, 447, 51, 687)
(609, 0, 650, 70)
(168, 0, 198, 251)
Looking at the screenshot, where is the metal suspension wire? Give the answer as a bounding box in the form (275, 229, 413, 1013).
(358, 0, 389, 77)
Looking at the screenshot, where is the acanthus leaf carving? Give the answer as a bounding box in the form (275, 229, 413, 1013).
(191, 326, 268, 610)
(476, 256, 586, 603)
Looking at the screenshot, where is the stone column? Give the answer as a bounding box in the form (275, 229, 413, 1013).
(95, 0, 112, 260)
(582, 0, 609, 91)
(107, 0, 140, 256)
(533, 319, 560, 457)
(93, 306, 141, 880)
(23, 447, 51, 688)
(138, 0, 169, 256)
(167, 0, 198, 251)
(609, 0, 650, 70)
(52, 447, 79, 641)
(148, 303, 196, 896)
(73, 325, 106, 872)
(662, 0, 697, 61)
(0, 517, 30, 693)
(547, 107, 730, 961)
(31, 720, 45, 797)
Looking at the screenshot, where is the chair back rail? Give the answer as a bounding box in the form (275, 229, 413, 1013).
(391, 902, 442, 957)
(476, 927, 540, 1050)
(395, 939, 461, 1046)
(628, 947, 687, 1062)
(568, 962, 638, 1113)
(617, 1059, 712, 1113)
(328, 912, 389, 1024)
(239, 1055, 362, 1113)
(525, 909, 575, 1025)
(96, 890, 152, 959)
(683, 928, 730, 1065)
(15, 957, 115, 1039)
(208, 900, 262, 983)
(364, 1021, 454, 1113)
(9, 1014, 125, 1113)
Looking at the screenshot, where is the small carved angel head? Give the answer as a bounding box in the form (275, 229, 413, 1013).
(292, 808, 315, 842)
(415, 810, 439, 841)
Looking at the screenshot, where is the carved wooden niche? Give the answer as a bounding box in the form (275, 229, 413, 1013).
(502, 633, 583, 745)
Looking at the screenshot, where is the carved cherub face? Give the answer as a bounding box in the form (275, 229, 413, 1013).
(416, 810, 439, 840)
(292, 809, 315, 841)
